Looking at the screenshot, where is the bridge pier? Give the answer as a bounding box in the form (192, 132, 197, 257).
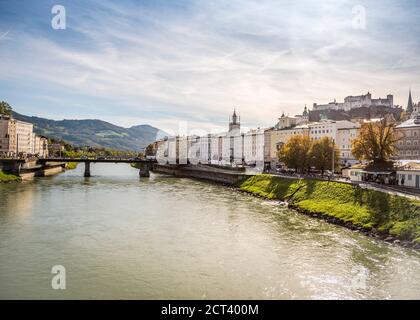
(139, 163, 150, 177)
(84, 161, 91, 177)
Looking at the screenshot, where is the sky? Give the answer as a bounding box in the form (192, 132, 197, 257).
(0, 0, 419, 133)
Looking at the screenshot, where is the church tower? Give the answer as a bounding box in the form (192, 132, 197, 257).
(302, 105, 309, 122)
(407, 88, 414, 114)
(229, 108, 240, 133)
(413, 102, 419, 117)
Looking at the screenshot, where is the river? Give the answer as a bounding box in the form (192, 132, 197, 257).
(0, 163, 419, 299)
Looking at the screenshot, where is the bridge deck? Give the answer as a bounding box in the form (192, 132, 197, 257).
(39, 158, 155, 163)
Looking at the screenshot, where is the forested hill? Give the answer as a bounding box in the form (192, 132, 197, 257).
(13, 112, 166, 151)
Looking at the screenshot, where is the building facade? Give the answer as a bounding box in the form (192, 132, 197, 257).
(397, 162, 420, 189)
(15, 120, 34, 154)
(268, 119, 360, 168)
(395, 115, 420, 159)
(268, 123, 310, 169)
(0, 115, 46, 157)
(0, 115, 17, 156)
(308, 120, 360, 166)
(243, 128, 265, 169)
(406, 88, 419, 119)
(32, 135, 49, 157)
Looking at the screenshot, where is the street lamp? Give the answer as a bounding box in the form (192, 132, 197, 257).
(332, 139, 335, 176)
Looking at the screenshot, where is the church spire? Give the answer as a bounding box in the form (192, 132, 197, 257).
(229, 108, 240, 132)
(302, 104, 308, 116)
(407, 88, 413, 113)
(231, 108, 238, 124)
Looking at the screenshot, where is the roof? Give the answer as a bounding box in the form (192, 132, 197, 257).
(396, 117, 420, 128)
(349, 166, 395, 174)
(398, 162, 420, 171)
(308, 120, 360, 129)
(350, 164, 366, 169)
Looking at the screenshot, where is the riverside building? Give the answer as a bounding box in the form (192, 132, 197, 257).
(0, 114, 48, 157)
(396, 114, 420, 160)
(159, 109, 265, 168)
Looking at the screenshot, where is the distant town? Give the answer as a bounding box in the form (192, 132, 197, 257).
(1, 90, 420, 191)
(148, 90, 420, 191)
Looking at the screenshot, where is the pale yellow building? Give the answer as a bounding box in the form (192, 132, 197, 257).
(0, 115, 46, 157)
(16, 120, 34, 154)
(32, 135, 49, 157)
(0, 115, 17, 156)
(269, 124, 310, 168)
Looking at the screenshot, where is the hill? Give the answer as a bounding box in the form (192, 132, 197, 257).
(12, 112, 166, 151)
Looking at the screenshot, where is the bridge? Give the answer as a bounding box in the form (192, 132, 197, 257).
(38, 158, 156, 177)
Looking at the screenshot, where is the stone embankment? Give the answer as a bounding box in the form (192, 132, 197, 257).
(152, 164, 251, 185)
(0, 158, 66, 181)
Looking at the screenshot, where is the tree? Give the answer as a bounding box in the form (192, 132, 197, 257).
(0, 101, 13, 115)
(145, 143, 156, 156)
(310, 137, 340, 174)
(277, 135, 312, 172)
(351, 117, 401, 167)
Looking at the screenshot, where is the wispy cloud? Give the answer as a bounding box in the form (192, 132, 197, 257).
(0, 0, 419, 132)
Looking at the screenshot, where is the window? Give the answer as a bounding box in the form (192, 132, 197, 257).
(408, 175, 412, 181)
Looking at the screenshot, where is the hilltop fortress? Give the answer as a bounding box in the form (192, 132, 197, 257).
(313, 92, 393, 112)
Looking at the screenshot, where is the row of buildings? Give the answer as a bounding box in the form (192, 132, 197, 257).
(0, 115, 49, 157)
(153, 91, 420, 171)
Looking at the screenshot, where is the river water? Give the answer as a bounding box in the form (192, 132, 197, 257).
(0, 163, 419, 299)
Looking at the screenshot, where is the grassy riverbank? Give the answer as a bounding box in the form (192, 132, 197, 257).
(238, 175, 420, 246)
(131, 163, 140, 169)
(65, 162, 78, 170)
(0, 170, 21, 183)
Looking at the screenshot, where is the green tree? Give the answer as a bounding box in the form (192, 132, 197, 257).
(277, 135, 312, 172)
(0, 101, 13, 115)
(310, 137, 340, 174)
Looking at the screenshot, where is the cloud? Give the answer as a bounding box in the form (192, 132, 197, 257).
(0, 0, 419, 132)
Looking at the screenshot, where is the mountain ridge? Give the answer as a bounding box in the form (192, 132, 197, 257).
(12, 111, 165, 151)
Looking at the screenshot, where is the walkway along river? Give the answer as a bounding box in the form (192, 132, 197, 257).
(0, 163, 420, 299)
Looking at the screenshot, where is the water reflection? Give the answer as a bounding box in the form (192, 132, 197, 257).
(0, 163, 419, 299)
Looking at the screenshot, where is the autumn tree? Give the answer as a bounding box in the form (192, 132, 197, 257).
(277, 135, 312, 172)
(145, 143, 156, 156)
(310, 137, 340, 174)
(351, 117, 401, 167)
